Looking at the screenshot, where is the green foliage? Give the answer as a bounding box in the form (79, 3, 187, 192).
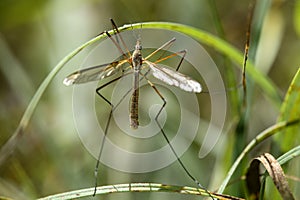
(0, 1, 299, 200)
(276, 68, 300, 151)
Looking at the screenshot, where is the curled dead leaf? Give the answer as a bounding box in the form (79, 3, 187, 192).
(246, 153, 294, 200)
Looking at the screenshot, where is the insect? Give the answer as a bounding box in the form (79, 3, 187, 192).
(63, 19, 206, 196)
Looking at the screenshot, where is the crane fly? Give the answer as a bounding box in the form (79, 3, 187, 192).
(63, 19, 206, 197)
(63, 37, 202, 129)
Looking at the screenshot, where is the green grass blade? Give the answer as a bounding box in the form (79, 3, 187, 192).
(0, 22, 283, 197)
(277, 145, 300, 165)
(37, 183, 243, 200)
(275, 68, 300, 151)
(294, 0, 300, 37)
(217, 119, 300, 193)
(126, 22, 282, 107)
(1, 21, 281, 166)
(0, 31, 113, 165)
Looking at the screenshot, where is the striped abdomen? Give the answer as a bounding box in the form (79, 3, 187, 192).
(130, 88, 139, 129)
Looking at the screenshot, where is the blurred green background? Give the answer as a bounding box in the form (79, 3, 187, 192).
(1, 0, 300, 199)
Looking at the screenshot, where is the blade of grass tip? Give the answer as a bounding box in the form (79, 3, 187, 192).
(242, 0, 256, 109)
(275, 68, 300, 151)
(130, 22, 282, 108)
(217, 119, 300, 193)
(0, 31, 115, 166)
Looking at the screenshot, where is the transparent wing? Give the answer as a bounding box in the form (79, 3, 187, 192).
(63, 60, 128, 86)
(144, 60, 202, 93)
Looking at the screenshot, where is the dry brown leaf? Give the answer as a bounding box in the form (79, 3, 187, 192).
(246, 153, 295, 200)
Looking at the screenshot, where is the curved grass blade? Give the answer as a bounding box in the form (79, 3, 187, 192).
(37, 182, 244, 200)
(1, 21, 281, 165)
(127, 22, 281, 108)
(0, 29, 127, 165)
(0, 21, 283, 194)
(217, 119, 300, 193)
(246, 153, 295, 200)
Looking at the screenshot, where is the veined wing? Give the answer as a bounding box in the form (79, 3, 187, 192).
(63, 60, 128, 86)
(144, 60, 202, 93)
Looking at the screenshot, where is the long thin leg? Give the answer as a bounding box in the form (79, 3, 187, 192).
(175, 50, 187, 71)
(143, 37, 187, 72)
(141, 48, 186, 78)
(105, 31, 130, 61)
(144, 38, 176, 60)
(155, 51, 214, 199)
(110, 19, 132, 58)
(93, 77, 119, 196)
(93, 71, 156, 196)
(106, 19, 133, 60)
(93, 73, 133, 196)
(139, 72, 213, 199)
